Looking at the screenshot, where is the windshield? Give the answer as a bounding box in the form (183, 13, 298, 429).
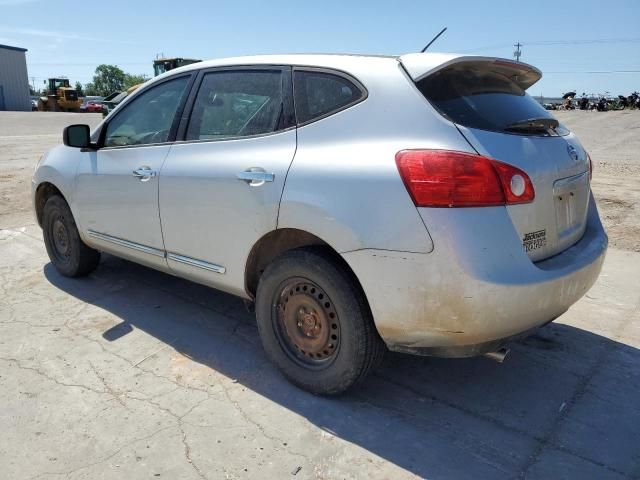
(416, 64, 567, 136)
(52, 79, 70, 89)
(154, 63, 167, 76)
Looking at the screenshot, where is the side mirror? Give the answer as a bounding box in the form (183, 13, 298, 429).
(63, 124, 91, 148)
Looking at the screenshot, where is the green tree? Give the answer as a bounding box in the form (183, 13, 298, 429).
(84, 82, 98, 96)
(90, 64, 126, 96)
(75, 81, 85, 97)
(123, 73, 149, 90)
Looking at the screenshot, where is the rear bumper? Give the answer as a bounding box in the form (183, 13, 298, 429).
(341, 194, 607, 356)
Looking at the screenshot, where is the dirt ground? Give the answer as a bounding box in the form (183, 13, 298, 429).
(0, 113, 103, 228)
(1, 111, 639, 479)
(554, 110, 640, 252)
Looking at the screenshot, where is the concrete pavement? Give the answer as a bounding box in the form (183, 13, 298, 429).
(1, 221, 639, 479)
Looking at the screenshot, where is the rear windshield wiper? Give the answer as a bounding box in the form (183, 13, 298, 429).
(504, 117, 559, 132)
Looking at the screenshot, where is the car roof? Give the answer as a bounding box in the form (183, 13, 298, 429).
(168, 53, 399, 73)
(160, 52, 539, 82)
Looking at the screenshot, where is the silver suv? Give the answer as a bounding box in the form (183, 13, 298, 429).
(32, 53, 607, 394)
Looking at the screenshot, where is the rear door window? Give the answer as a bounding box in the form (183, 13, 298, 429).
(185, 70, 284, 141)
(417, 64, 566, 136)
(294, 70, 364, 124)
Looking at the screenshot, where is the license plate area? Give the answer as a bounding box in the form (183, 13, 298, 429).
(553, 171, 590, 240)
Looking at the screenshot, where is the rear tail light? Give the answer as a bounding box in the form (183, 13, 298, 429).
(587, 153, 593, 180)
(395, 150, 535, 207)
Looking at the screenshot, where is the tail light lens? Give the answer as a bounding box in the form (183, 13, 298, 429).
(395, 150, 535, 208)
(587, 153, 593, 180)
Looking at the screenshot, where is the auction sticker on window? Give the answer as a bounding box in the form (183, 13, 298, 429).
(523, 229, 547, 252)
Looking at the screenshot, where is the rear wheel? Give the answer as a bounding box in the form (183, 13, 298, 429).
(256, 248, 385, 395)
(42, 195, 100, 277)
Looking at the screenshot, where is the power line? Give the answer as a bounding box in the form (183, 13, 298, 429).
(27, 62, 149, 66)
(527, 37, 640, 46)
(461, 37, 640, 53)
(543, 70, 640, 74)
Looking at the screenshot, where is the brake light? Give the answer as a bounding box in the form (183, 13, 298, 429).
(587, 153, 593, 180)
(395, 150, 535, 207)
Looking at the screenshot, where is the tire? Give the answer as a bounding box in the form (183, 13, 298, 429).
(256, 248, 385, 395)
(42, 195, 100, 277)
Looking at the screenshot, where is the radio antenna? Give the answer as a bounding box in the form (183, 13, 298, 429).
(421, 27, 447, 53)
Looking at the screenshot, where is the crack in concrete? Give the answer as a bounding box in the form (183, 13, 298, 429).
(26, 425, 175, 480)
(218, 381, 311, 466)
(3, 352, 220, 479)
(88, 361, 128, 408)
(180, 425, 209, 480)
(1, 356, 110, 397)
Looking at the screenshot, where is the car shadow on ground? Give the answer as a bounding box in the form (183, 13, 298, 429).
(44, 255, 640, 479)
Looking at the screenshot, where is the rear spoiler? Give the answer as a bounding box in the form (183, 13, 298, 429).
(399, 53, 542, 90)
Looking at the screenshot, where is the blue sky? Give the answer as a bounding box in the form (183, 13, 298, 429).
(1, 0, 639, 97)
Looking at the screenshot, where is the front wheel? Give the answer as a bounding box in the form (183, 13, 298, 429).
(256, 248, 385, 395)
(42, 195, 100, 277)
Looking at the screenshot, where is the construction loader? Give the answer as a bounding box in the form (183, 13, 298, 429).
(37, 78, 82, 112)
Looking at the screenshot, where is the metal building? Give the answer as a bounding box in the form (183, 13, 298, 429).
(0, 44, 30, 111)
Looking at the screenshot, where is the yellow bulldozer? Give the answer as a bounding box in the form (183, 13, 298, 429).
(37, 78, 82, 112)
(101, 57, 202, 117)
(121, 56, 201, 98)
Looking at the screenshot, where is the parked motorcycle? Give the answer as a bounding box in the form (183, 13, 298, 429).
(596, 97, 608, 112)
(578, 94, 589, 110)
(613, 95, 628, 110)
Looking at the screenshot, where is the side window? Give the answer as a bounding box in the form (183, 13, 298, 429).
(294, 70, 364, 124)
(104, 76, 189, 147)
(186, 70, 283, 141)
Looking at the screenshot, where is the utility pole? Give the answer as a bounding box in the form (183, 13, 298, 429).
(514, 42, 523, 62)
(30, 76, 36, 92)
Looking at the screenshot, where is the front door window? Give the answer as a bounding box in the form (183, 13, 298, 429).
(104, 76, 189, 147)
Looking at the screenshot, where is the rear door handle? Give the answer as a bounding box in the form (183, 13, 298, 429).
(132, 166, 157, 182)
(237, 168, 275, 186)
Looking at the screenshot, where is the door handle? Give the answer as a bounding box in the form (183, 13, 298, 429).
(132, 166, 157, 182)
(237, 168, 275, 187)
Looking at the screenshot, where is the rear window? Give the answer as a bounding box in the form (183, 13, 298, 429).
(294, 70, 364, 124)
(417, 64, 566, 136)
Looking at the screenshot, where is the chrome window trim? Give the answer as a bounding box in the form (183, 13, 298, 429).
(167, 252, 226, 274)
(87, 230, 166, 258)
(171, 125, 296, 146)
(99, 141, 177, 151)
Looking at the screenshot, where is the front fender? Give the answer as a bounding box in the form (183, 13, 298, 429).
(32, 145, 85, 224)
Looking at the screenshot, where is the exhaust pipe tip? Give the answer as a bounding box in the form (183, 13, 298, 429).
(484, 347, 510, 363)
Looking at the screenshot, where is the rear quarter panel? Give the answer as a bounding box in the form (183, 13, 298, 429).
(278, 59, 473, 253)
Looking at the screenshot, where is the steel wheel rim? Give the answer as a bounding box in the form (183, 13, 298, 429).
(273, 278, 341, 368)
(50, 214, 71, 262)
